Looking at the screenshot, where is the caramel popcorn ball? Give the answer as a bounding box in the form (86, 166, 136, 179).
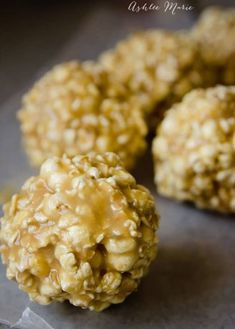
(99, 30, 214, 122)
(152, 86, 235, 213)
(192, 7, 235, 85)
(18, 61, 147, 170)
(0, 153, 159, 311)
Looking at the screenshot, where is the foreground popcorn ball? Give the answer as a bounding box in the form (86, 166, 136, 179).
(100, 30, 214, 122)
(192, 7, 235, 84)
(153, 86, 235, 213)
(0, 153, 159, 311)
(18, 61, 147, 169)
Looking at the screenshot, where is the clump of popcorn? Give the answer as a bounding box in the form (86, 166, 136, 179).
(99, 30, 215, 123)
(18, 61, 147, 170)
(0, 153, 159, 311)
(152, 86, 235, 213)
(192, 7, 235, 85)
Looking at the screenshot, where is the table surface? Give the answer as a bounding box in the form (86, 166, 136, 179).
(0, 1, 235, 328)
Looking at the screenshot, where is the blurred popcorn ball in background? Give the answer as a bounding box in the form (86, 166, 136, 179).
(100, 30, 216, 126)
(18, 61, 147, 170)
(192, 6, 235, 85)
(152, 86, 235, 213)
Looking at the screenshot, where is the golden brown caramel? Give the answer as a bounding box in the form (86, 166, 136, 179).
(0, 153, 159, 311)
(18, 62, 147, 169)
(153, 86, 235, 213)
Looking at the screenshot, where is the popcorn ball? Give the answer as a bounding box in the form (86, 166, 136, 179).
(18, 61, 147, 170)
(99, 30, 214, 122)
(152, 86, 235, 213)
(0, 153, 159, 311)
(192, 7, 235, 85)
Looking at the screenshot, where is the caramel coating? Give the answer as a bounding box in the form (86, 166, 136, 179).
(192, 6, 235, 85)
(0, 153, 159, 311)
(152, 86, 235, 213)
(99, 30, 214, 122)
(18, 61, 147, 170)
